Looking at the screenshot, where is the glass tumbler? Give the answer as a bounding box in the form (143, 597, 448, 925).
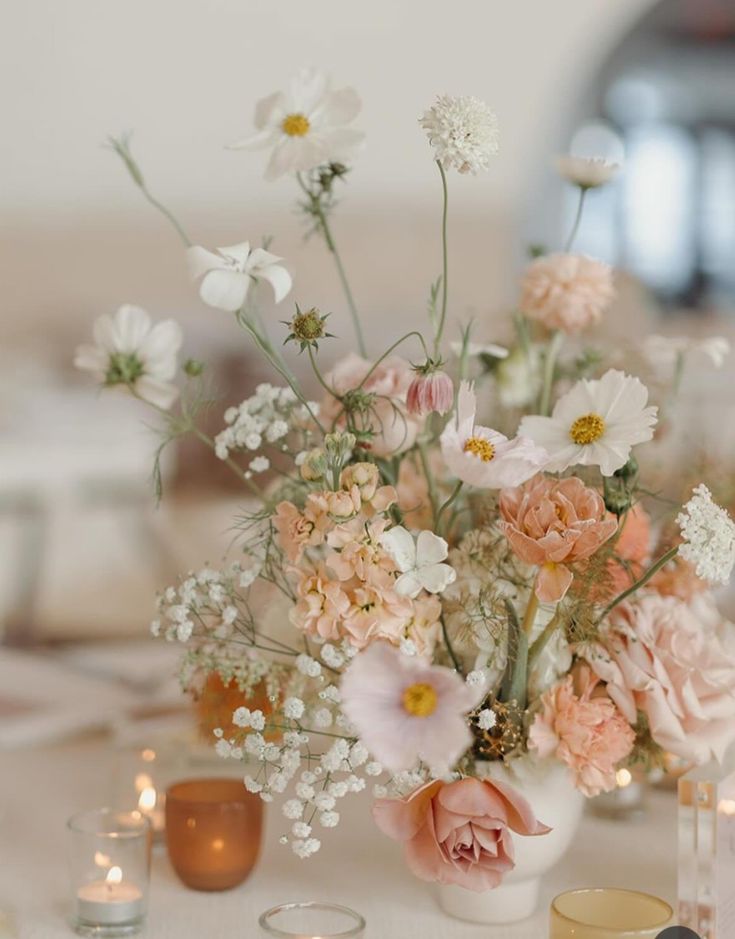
(550, 888, 673, 938)
(165, 778, 263, 890)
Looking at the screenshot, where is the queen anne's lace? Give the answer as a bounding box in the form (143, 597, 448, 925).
(677, 484, 735, 585)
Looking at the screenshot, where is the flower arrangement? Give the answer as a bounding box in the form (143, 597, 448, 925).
(76, 68, 735, 893)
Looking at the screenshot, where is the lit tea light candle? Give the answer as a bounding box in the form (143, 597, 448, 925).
(137, 781, 165, 835)
(76, 866, 144, 927)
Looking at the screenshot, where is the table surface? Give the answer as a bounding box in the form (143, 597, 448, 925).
(0, 738, 677, 939)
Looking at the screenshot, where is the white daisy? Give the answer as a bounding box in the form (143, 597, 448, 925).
(380, 526, 456, 598)
(677, 484, 735, 585)
(420, 95, 499, 174)
(440, 381, 548, 488)
(187, 242, 292, 312)
(555, 155, 619, 189)
(228, 68, 364, 180)
(519, 369, 658, 477)
(74, 304, 182, 410)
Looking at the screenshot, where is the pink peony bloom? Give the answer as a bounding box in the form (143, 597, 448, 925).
(373, 776, 550, 892)
(440, 382, 548, 489)
(340, 642, 478, 772)
(582, 594, 735, 764)
(406, 370, 454, 417)
(322, 353, 423, 456)
(499, 475, 617, 602)
(528, 666, 635, 797)
(520, 253, 615, 333)
(289, 564, 351, 641)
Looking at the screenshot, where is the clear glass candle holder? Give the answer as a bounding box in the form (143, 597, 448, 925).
(67, 809, 151, 937)
(259, 902, 365, 938)
(550, 888, 673, 938)
(111, 742, 182, 842)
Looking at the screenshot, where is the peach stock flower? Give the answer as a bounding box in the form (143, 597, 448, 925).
(289, 564, 350, 641)
(499, 475, 617, 602)
(322, 353, 422, 456)
(528, 666, 635, 797)
(520, 253, 615, 333)
(373, 776, 550, 891)
(582, 595, 735, 764)
(274, 501, 327, 563)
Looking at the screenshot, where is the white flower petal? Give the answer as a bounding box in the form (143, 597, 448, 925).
(415, 529, 449, 567)
(418, 563, 456, 594)
(394, 571, 424, 598)
(218, 242, 251, 266)
(199, 268, 250, 312)
(255, 263, 292, 304)
(74, 343, 108, 375)
(380, 526, 417, 573)
(113, 305, 153, 353)
(187, 245, 225, 280)
(133, 376, 179, 410)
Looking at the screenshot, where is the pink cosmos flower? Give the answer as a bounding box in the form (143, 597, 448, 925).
(520, 253, 615, 333)
(582, 594, 735, 764)
(499, 475, 617, 602)
(406, 370, 454, 417)
(373, 776, 550, 892)
(440, 382, 548, 489)
(528, 666, 635, 797)
(321, 354, 422, 456)
(340, 642, 477, 772)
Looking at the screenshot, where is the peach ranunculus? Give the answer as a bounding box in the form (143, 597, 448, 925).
(321, 353, 423, 457)
(520, 253, 615, 333)
(499, 475, 618, 602)
(373, 776, 550, 892)
(528, 666, 635, 797)
(582, 594, 735, 764)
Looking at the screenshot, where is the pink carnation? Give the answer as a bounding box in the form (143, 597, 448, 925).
(528, 666, 635, 797)
(373, 776, 550, 892)
(582, 594, 735, 764)
(520, 253, 615, 333)
(406, 370, 454, 417)
(499, 475, 617, 602)
(321, 353, 423, 456)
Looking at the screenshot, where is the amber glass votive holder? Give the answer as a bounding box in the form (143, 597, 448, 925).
(165, 778, 263, 891)
(550, 888, 673, 938)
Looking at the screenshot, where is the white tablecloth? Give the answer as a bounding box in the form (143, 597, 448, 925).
(0, 738, 677, 939)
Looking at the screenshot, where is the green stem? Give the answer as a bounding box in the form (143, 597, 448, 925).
(564, 185, 588, 253)
(434, 160, 450, 355)
(521, 587, 540, 636)
(435, 480, 463, 531)
(191, 427, 266, 501)
(307, 344, 338, 398)
(527, 611, 561, 670)
(417, 443, 439, 520)
(356, 331, 431, 391)
(598, 546, 679, 620)
(440, 615, 463, 674)
(539, 330, 563, 416)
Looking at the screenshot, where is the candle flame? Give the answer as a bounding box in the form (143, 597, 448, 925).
(138, 786, 157, 811)
(134, 773, 153, 793)
(94, 851, 111, 868)
(106, 866, 123, 885)
(615, 768, 632, 788)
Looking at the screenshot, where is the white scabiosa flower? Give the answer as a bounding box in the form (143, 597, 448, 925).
(420, 94, 499, 174)
(519, 369, 658, 477)
(440, 381, 548, 488)
(380, 526, 456, 598)
(677, 484, 735, 585)
(229, 67, 364, 180)
(555, 155, 619, 189)
(74, 304, 182, 410)
(187, 242, 292, 312)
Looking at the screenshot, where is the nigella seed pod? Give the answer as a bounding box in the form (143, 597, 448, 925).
(406, 370, 454, 416)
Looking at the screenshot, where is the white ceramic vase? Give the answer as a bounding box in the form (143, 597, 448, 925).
(436, 759, 585, 925)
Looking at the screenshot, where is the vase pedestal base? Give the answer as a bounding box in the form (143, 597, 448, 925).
(437, 878, 540, 925)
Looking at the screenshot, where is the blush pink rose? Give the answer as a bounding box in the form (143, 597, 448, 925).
(528, 666, 635, 797)
(520, 253, 615, 333)
(499, 475, 617, 602)
(373, 776, 550, 892)
(322, 353, 423, 457)
(582, 594, 735, 764)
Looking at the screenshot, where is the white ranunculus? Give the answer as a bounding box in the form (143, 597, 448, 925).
(187, 242, 292, 312)
(228, 68, 364, 180)
(380, 526, 456, 599)
(74, 304, 182, 409)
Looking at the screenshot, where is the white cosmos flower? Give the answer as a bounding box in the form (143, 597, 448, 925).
(677, 484, 735, 585)
(420, 94, 499, 174)
(555, 155, 620, 189)
(228, 67, 364, 180)
(642, 335, 731, 373)
(380, 526, 456, 598)
(187, 242, 292, 312)
(440, 381, 548, 488)
(519, 369, 658, 477)
(74, 304, 182, 410)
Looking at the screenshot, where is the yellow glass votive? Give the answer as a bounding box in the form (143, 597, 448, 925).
(550, 888, 673, 938)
